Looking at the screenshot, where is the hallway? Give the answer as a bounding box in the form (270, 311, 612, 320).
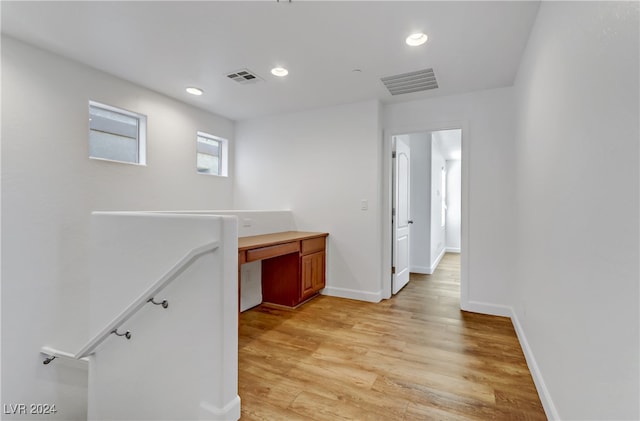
(238, 253, 545, 420)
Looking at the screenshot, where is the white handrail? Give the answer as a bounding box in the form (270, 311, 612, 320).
(74, 240, 220, 360)
(40, 346, 89, 367)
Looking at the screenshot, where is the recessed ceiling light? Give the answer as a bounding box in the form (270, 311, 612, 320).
(271, 67, 289, 77)
(186, 87, 204, 96)
(406, 32, 428, 47)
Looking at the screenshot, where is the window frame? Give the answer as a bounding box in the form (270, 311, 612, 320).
(196, 131, 228, 177)
(88, 100, 147, 165)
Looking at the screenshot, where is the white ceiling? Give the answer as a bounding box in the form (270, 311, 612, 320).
(1, 1, 540, 121)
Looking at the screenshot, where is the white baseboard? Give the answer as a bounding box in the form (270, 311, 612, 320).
(460, 302, 559, 420)
(199, 395, 241, 420)
(410, 265, 431, 274)
(460, 300, 512, 317)
(412, 249, 459, 275)
(410, 249, 446, 275)
(321, 286, 382, 303)
(429, 248, 446, 274)
(509, 309, 560, 421)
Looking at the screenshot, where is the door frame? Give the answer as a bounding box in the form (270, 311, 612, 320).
(391, 135, 412, 294)
(381, 120, 470, 310)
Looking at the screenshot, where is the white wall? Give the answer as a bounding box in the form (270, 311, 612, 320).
(156, 210, 296, 238)
(234, 100, 383, 302)
(445, 160, 462, 252)
(430, 135, 446, 266)
(407, 132, 431, 274)
(1, 37, 235, 420)
(512, 2, 639, 419)
(160, 210, 297, 311)
(383, 87, 517, 314)
(88, 213, 239, 421)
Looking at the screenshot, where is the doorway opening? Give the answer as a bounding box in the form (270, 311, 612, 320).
(386, 126, 467, 308)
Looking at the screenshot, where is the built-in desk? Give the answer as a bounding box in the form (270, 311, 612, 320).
(238, 231, 328, 308)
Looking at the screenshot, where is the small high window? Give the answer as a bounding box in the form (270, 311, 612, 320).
(197, 132, 228, 176)
(89, 101, 146, 165)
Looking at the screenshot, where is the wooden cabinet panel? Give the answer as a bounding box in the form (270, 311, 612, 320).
(262, 253, 300, 307)
(246, 241, 299, 262)
(312, 251, 326, 292)
(301, 237, 325, 255)
(300, 251, 325, 302)
(301, 254, 315, 300)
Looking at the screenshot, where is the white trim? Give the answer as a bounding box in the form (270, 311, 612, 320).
(410, 265, 431, 274)
(196, 131, 229, 177)
(40, 346, 89, 369)
(460, 300, 512, 317)
(430, 247, 446, 274)
(510, 309, 560, 421)
(89, 100, 147, 165)
(199, 395, 241, 421)
(459, 122, 470, 312)
(458, 304, 560, 420)
(89, 156, 147, 167)
(321, 286, 382, 303)
(445, 247, 461, 253)
(220, 215, 240, 421)
(381, 128, 393, 300)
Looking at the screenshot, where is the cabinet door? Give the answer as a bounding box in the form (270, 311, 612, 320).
(300, 253, 315, 300)
(300, 251, 325, 300)
(311, 251, 325, 292)
(301, 251, 325, 301)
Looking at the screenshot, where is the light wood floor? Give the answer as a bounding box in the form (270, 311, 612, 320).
(238, 253, 546, 420)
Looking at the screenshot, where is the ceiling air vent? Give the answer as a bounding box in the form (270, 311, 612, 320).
(225, 68, 262, 85)
(381, 68, 438, 95)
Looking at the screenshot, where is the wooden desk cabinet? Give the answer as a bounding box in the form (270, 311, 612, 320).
(238, 232, 328, 308)
(300, 237, 326, 302)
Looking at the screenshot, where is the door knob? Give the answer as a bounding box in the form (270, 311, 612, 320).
(408, 220, 414, 224)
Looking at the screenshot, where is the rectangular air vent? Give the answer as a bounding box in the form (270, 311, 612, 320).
(381, 68, 438, 95)
(225, 68, 262, 85)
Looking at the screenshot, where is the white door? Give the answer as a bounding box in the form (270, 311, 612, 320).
(392, 137, 412, 294)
